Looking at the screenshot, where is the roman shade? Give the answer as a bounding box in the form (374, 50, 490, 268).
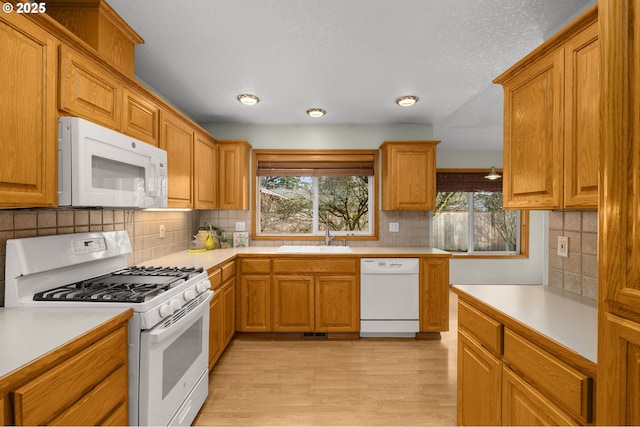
(436, 170, 503, 193)
(255, 151, 376, 177)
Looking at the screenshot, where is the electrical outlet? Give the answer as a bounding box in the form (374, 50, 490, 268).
(235, 222, 246, 232)
(557, 235, 569, 257)
(159, 224, 165, 239)
(389, 222, 399, 232)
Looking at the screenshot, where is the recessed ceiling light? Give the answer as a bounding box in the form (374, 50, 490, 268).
(395, 95, 419, 107)
(306, 108, 326, 118)
(237, 94, 260, 105)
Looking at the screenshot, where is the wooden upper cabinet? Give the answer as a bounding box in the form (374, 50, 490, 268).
(217, 140, 251, 210)
(494, 7, 598, 210)
(194, 132, 218, 210)
(59, 45, 121, 130)
(500, 49, 564, 209)
(564, 21, 599, 208)
(45, 0, 143, 76)
(122, 88, 160, 146)
(381, 141, 439, 211)
(160, 111, 194, 208)
(0, 12, 57, 208)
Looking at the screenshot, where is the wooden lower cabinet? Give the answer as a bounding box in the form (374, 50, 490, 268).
(455, 294, 595, 426)
(208, 262, 235, 369)
(502, 366, 578, 426)
(420, 257, 450, 332)
(238, 274, 271, 332)
(315, 275, 359, 332)
(273, 275, 315, 332)
(1, 311, 131, 426)
(457, 330, 501, 426)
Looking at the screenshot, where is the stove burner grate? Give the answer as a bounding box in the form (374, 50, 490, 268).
(33, 266, 204, 303)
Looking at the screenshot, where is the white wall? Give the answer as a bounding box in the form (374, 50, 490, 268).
(203, 122, 547, 285)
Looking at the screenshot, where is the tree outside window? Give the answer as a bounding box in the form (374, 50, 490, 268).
(254, 150, 377, 238)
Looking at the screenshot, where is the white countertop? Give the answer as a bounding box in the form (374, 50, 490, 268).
(452, 284, 597, 363)
(141, 246, 451, 272)
(0, 307, 131, 380)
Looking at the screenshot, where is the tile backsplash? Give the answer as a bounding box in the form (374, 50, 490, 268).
(548, 210, 598, 299)
(0, 209, 197, 306)
(197, 210, 431, 247)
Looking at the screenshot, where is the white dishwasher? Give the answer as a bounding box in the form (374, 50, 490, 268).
(360, 258, 420, 337)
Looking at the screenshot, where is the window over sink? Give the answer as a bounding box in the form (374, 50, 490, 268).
(252, 150, 379, 240)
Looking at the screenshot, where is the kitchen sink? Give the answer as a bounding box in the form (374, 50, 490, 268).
(276, 245, 353, 254)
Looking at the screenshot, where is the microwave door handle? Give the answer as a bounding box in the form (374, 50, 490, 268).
(146, 160, 157, 197)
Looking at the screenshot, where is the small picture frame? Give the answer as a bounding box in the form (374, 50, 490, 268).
(233, 232, 249, 247)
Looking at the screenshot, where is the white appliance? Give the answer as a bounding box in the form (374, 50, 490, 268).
(4, 231, 212, 426)
(58, 117, 168, 208)
(360, 258, 420, 337)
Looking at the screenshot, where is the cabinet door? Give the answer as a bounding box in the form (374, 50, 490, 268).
(160, 112, 194, 208)
(0, 13, 57, 207)
(598, 313, 640, 425)
(122, 87, 159, 146)
(381, 142, 438, 210)
(217, 141, 250, 210)
(457, 330, 501, 426)
(208, 291, 223, 370)
(563, 21, 599, 208)
(502, 49, 564, 209)
(315, 275, 359, 332)
(502, 366, 578, 426)
(420, 257, 450, 332)
(273, 275, 314, 332)
(194, 132, 218, 210)
(237, 275, 271, 332)
(59, 45, 121, 130)
(222, 278, 236, 346)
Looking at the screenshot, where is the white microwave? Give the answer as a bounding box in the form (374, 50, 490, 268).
(58, 117, 168, 208)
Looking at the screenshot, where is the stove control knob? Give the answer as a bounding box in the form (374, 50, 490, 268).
(196, 280, 210, 293)
(183, 288, 197, 302)
(159, 302, 175, 318)
(170, 299, 182, 312)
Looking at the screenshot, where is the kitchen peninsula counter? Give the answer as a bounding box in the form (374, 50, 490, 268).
(452, 284, 597, 363)
(0, 307, 132, 382)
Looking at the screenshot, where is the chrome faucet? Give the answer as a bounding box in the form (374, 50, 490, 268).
(324, 214, 334, 246)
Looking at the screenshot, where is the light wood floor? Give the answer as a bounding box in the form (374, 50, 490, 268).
(194, 291, 458, 426)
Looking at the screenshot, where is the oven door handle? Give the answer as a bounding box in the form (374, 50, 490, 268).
(148, 291, 212, 343)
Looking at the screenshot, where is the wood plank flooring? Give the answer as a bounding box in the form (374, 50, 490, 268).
(194, 291, 458, 426)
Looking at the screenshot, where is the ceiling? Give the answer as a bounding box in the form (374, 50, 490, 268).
(106, 0, 594, 151)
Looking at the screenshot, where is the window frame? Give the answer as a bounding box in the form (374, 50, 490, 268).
(430, 168, 529, 259)
(251, 149, 379, 241)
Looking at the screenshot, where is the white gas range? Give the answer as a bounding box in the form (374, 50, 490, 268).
(4, 230, 212, 426)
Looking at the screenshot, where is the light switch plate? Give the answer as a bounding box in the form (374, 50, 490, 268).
(389, 222, 399, 232)
(235, 222, 246, 232)
(557, 236, 569, 257)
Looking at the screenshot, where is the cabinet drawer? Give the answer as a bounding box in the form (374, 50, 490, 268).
(50, 366, 128, 426)
(503, 328, 592, 423)
(240, 258, 271, 274)
(221, 261, 236, 282)
(208, 267, 222, 290)
(273, 258, 357, 274)
(458, 300, 503, 355)
(13, 327, 127, 426)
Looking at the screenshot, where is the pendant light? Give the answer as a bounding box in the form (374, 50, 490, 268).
(484, 166, 502, 180)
